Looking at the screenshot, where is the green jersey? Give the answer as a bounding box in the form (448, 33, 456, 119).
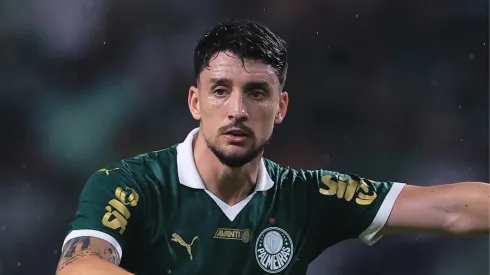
(63, 128, 405, 275)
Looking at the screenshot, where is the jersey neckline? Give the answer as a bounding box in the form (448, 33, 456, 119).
(176, 127, 275, 221)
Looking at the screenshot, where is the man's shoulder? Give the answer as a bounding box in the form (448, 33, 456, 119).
(263, 158, 343, 187)
(263, 158, 321, 178)
(122, 144, 179, 167)
(101, 144, 180, 187)
(263, 158, 310, 184)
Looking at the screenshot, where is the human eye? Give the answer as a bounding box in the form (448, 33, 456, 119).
(213, 88, 229, 97)
(249, 90, 265, 100)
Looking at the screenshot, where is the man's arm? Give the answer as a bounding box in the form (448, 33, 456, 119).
(56, 236, 133, 275)
(57, 161, 145, 275)
(383, 181, 489, 235)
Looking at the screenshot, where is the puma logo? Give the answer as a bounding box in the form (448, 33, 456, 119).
(98, 168, 120, 175)
(171, 233, 199, 260)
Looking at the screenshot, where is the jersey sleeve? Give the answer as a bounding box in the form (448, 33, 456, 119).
(62, 162, 144, 258)
(307, 170, 405, 246)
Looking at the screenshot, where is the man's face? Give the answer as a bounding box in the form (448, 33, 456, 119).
(188, 51, 288, 167)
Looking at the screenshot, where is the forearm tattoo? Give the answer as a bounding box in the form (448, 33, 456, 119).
(56, 236, 121, 273)
(103, 248, 120, 264)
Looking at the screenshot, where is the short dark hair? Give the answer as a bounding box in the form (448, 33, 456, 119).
(193, 20, 288, 86)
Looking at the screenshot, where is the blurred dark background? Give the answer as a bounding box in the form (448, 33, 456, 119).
(0, 0, 488, 274)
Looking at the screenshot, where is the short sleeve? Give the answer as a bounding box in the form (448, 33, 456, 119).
(62, 163, 144, 258)
(309, 170, 405, 245)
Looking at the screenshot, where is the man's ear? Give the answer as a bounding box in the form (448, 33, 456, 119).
(275, 91, 289, 124)
(188, 85, 201, 121)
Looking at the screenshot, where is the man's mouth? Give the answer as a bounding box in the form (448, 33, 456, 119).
(222, 128, 251, 143)
(224, 128, 250, 137)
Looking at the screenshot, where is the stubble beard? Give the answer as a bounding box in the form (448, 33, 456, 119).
(204, 136, 269, 168)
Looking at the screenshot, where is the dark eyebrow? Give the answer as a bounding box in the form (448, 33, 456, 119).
(209, 78, 232, 87)
(209, 78, 272, 91)
(243, 81, 271, 92)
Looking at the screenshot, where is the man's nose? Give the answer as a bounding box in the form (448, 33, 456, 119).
(227, 91, 249, 121)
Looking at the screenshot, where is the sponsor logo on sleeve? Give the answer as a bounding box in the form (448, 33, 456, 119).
(102, 185, 139, 234)
(319, 175, 377, 205)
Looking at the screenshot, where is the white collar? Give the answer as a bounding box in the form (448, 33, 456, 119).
(176, 128, 274, 191)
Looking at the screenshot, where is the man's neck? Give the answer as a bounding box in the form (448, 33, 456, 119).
(193, 132, 262, 206)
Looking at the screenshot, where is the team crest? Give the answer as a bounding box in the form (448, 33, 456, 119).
(255, 227, 294, 273)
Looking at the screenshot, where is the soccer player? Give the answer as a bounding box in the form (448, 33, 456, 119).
(56, 20, 489, 275)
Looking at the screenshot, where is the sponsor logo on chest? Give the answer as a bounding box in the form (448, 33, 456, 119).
(214, 228, 252, 243)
